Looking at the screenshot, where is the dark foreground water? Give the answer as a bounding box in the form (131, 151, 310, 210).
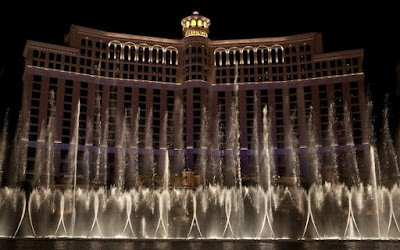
(1, 239, 400, 250)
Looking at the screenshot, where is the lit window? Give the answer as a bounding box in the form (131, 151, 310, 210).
(191, 20, 196, 27)
(186, 21, 190, 28)
(198, 20, 202, 26)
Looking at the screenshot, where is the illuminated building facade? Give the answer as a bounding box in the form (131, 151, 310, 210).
(22, 12, 367, 186)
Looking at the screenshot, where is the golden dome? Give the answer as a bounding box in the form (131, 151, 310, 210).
(181, 11, 211, 38)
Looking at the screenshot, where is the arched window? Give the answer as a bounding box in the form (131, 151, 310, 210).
(229, 51, 235, 65)
(166, 50, 171, 65)
(192, 47, 197, 54)
(124, 46, 129, 61)
(138, 47, 144, 62)
(271, 49, 276, 64)
(144, 48, 150, 62)
(291, 47, 297, 53)
(158, 49, 163, 64)
(108, 41, 123, 60)
(277, 48, 283, 64)
(263, 49, 269, 64)
(215, 52, 220, 66)
(271, 45, 284, 63)
(215, 48, 227, 66)
(221, 52, 227, 66)
(249, 50, 255, 64)
(257, 50, 262, 64)
(130, 46, 136, 61)
(198, 47, 202, 54)
(116, 45, 122, 60)
(152, 46, 164, 64)
(152, 49, 157, 63)
(228, 48, 240, 65)
(243, 50, 248, 65)
(172, 51, 177, 65)
(109, 44, 115, 59)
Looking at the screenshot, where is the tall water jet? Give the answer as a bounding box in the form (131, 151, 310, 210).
(258, 106, 276, 238)
(397, 126, 400, 171)
(324, 102, 339, 183)
(225, 66, 241, 188)
(162, 147, 170, 191)
(0, 110, 8, 187)
(143, 108, 154, 188)
(199, 106, 209, 187)
(33, 89, 57, 188)
(286, 113, 300, 186)
(366, 100, 381, 186)
(82, 121, 92, 188)
(208, 91, 222, 185)
(126, 108, 139, 189)
(33, 121, 46, 188)
(366, 100, 381, 237)
(9, 108, 29, 187)
(343, 104, 360, 187)
(67, 101, 80, 190)
(379, 102, 400, 187)
(82, 140, 90, 188)
(160, 112, 169, 189)
(115, 110, 129, 189)
(101, 109, 109, 187)
(44, 91, 56, 188)
(260, 106, 275, 189)
(92, 95, 102, 185)
(253, 93, 261, 186)
(69, 100, 80, 236)
(173, 97, 185, 176)
(305, 107, 322, 186)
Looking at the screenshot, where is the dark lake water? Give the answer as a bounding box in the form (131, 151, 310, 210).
(1, 239, 400, 250)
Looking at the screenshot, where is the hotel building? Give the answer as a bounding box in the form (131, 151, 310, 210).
(21, 12, 367, 186)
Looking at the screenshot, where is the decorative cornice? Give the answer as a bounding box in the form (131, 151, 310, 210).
(208, 33, 319, 47)
(24, 40, 79, 57)
(314, 49, 364, 61)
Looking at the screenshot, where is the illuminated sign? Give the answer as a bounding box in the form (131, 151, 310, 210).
(184, 29, 208, 38)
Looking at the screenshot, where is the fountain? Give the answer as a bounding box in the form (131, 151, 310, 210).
(1, 86, 400, 240)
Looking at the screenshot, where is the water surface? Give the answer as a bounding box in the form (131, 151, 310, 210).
(1, 239, 400, 250)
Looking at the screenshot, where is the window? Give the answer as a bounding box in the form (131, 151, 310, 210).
(33, 75, 42, 82)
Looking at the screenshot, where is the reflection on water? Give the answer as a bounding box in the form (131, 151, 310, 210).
(1, 239, 400, 250)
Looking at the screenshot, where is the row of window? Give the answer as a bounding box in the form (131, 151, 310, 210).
(214, 57, 361, 83)
(27, 76, 363, 149)
(108, 43, 178, 65)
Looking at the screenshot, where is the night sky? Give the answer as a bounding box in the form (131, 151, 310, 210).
(0, 2, 399, 132)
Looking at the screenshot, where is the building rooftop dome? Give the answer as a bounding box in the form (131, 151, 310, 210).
(181, 11, 211, 38)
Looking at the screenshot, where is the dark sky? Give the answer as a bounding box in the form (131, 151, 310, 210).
(0, 2, 399, 129)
